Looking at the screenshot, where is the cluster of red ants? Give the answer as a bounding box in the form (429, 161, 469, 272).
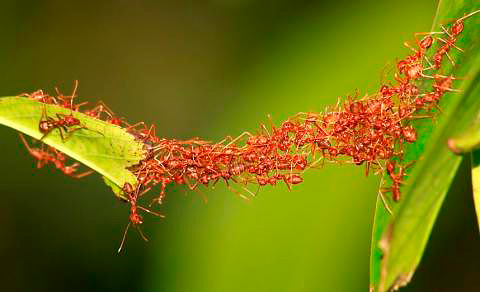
(17, 11, 477, 249)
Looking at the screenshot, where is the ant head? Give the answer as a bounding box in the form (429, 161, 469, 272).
(39, 121, 50, 133)
(110, 118, 122, 126)
(402, 126, 417, 143)
(31, 90, 46, 101)
(130, 213, 143, 225)
(281, 121, 295, 132)
(122, 182, 134, 194)
(419, 36, 433, 49)
(257, 177, 268, 186)
(386, 161, 395, 174)
(451, 21, 464, 36)
(287, 174, 303, 185)
(84, 109, 97, 117)
(349, 101, 364, 114)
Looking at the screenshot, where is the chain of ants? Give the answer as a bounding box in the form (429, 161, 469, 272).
(18, 12, 477, 250)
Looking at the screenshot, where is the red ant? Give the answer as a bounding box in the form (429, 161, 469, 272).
(54, 80, 89, 111)
(19, 90, 57, 104)
(385, 160, 414, 201)
(84, 101, 125, 126)
(38, 105, 87, 141)
(126, 122, 161, 143)
(19, 133, 55, 168)
(19, 134, 94, 178)
(397, 34, 436, 80)
(118, 182, 164, 253)
(432, 10, 480, 69)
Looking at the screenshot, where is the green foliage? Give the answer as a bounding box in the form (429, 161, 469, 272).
(370, 1, 480, 291)
(0, 96, 145, 199)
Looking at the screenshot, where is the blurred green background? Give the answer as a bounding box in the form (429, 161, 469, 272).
(1, 0, 479, 291)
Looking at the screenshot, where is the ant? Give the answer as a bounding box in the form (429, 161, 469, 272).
(126, 122, 161, 143)
(19, 133, 55, 168)
(54, 80, 89, 111)
(83, 101, 125, 126)
(118, 182, 164, 253)
(19, 134, 94, 178)
(38, 104, 87, 141)
(432, 10, 480, 69)
(19, 90, 58, 104)
(384, 160, 414, 201)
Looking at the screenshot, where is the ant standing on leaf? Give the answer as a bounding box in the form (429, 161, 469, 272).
(38, 82, 104, 141)
(381, 160, 414, 203)
(37, 81, 87, 141)
(19, 89, 57, 104)
(55, 80, 89, 111)
(83, 100, 126, 126)
(38, 105, 87, 141)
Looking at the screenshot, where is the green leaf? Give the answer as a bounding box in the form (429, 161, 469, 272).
(470, 150, 480, 232)
(448, 123, 480, 153)
(0, 96, 146, 200)
(369, 0, 480, 291)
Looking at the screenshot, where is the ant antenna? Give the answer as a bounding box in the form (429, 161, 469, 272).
(118, 222, 131, 253)
(69, 80, 79, 109)
(456, 9, 480, 23)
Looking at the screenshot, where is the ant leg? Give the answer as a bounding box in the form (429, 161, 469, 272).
(440, 25, 453, 39)
(378, 189, 393, 215)
(458, 9, 480, 21)
(402, 41, 419, 54)
(19, 133, 47, 168)
(74, 101, 89, 111)
(40, 103, 49, 121)
(180, 176, 208, 204)
(378, 177, 393, 215)
(281, 176, 292, 191)
(40, 128, 55, 141)
(260, 123, 271, 138)
(70, 169, 95, 179)
(95, 101, 116, 118)
(38, 143, 49, 168)
(55, 80, 79, 109)
(403, 160, 416, 172)
(365, 161, 371, 177)
(55, 126, 68, 142)
(86, 103, 107, 119)
(19, 133, 36, 155)
(71, 80, 79, 98)
(139, 186, 153, 198)
(95, 101, 127, 126)
(241, 185, 257, 198)
(224, 180, 250, 202)
(68, 80, 80, 109)
(267, 113, 276, 133)
(413, 31, 444, 40)
(135, 226, 149, 242)
(137, 206, 165, 218)
(436, 37, 464, 52)
(444, 51, 456, 66)
(126, 121, 147, 132)
(223, 132, 254, 149)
